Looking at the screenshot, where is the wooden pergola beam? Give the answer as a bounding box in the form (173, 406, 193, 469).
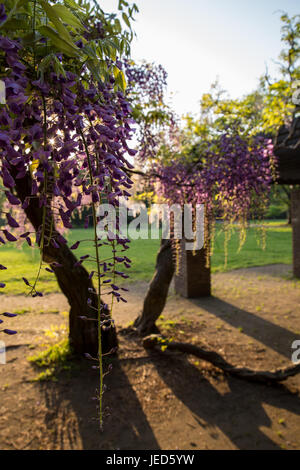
(274, 117, 300, 184)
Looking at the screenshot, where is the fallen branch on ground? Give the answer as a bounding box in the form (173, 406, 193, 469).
(143, 335, 300, 384)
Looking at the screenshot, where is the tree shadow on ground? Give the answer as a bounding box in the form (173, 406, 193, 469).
(187, 296, 295, 358)
(40, 357, 160, 450)
(149, 352, 300, 450)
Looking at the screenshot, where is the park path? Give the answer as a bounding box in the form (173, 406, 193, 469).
(0, 263, 300, 450)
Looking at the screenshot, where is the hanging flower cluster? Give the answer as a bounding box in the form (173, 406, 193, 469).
(0, 33, 135, 282)
(125, 60, 177, 162)
(150, 131, 276, 268)
(156, 133, 276, 222)
(0, 0, 139, 425)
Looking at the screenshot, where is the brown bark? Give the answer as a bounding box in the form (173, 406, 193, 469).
(134, 238, 174, 336)
(13, 171, 117, 356)
(288, 204, 292, 225)
(143, 335, 300, 384)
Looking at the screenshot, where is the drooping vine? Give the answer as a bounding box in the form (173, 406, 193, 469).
(0, 0, 137, 427)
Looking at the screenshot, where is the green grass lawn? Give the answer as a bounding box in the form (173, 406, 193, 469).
(211, 221, 292, 272)
(0, 221, 292, 295)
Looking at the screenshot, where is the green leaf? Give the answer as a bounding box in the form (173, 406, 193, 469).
(52, 55, 67, 78)
(122, 12, 131, 29)
(64, 0, 85, 11)
(38, 25, 78, 57)
(114, 18, 122, 33)
(38, 53, 67, 79)
(103, 38, 118, 61)
(0, 0, 26, 28)
(115, 69, 127, 92)
(39, 1, 76, 47)
(83, 43, 98, 60)
(52, 4, 85, 31)
(86, 59, 103, 85)
(0, 18, 30, 31)
(118, 0, 129, 10)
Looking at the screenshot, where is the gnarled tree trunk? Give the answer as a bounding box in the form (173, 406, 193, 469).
(134, 238, 174, 336)
(134, 210, 211, 335)
(13, 171, 118, 356)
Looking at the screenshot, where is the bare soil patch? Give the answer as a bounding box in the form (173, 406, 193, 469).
(0, 264, 299, 450)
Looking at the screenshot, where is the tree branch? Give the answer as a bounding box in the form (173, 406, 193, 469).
(143, 335, 300, 384)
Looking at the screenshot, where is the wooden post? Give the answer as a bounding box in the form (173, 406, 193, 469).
(292, 189, 300, 278)
(174, 209, 211, 298)
(174, 241, 211, 298)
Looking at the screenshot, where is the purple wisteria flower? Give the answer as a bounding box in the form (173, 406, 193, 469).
(3, 329, 17, 335)
(0, 4, 7, 24)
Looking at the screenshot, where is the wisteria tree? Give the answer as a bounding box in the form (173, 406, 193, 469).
(124, 69, 300, 383)
(120, 70, 300, 383)
(0, 0, 141, 426)
(118, 61, 274, 334)
(1, 1, 300, 430)
(133, 126, 277, 335)
(127, 12, 300, 336)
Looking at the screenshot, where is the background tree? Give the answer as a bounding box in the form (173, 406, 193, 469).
(191, 13, 300, 223)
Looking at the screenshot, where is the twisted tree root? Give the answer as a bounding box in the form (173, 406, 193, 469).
(143, 335, 300, 384)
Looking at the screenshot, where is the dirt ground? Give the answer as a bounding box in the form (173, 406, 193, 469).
(0, 264, 300, 450)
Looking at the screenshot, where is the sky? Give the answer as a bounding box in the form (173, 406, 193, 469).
(100, 0, 300, 117)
